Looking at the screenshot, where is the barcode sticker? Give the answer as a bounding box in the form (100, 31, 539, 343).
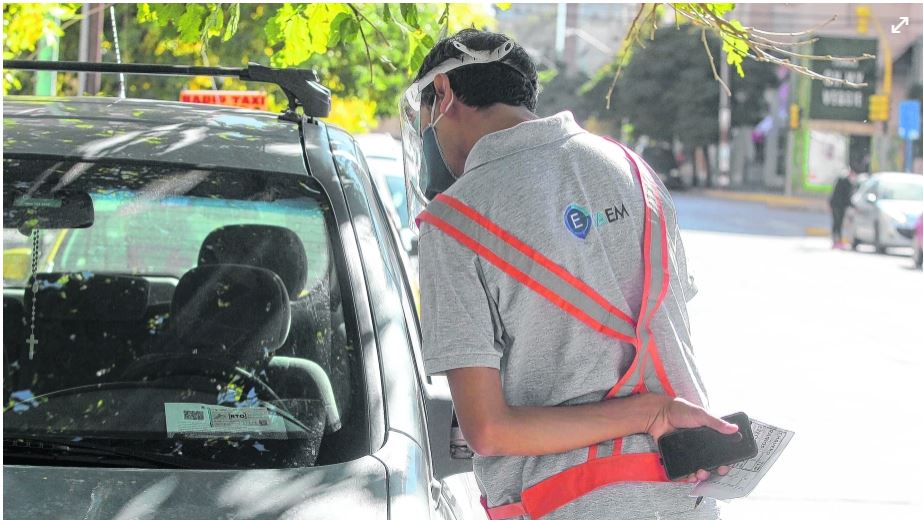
(183, 410, 205, 421)
(164, 403, 288, 439)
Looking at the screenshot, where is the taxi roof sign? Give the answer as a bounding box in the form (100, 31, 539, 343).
(180, 90, 268, 110)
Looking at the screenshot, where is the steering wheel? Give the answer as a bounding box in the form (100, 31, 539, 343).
(120, 353, 285, 403)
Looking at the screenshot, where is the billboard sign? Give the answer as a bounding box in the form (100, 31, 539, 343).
(809, 37, 878, 122)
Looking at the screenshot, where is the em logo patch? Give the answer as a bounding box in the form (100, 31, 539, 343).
(564, 204, 592, 239)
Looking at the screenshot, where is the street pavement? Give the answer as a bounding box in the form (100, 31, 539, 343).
(672, 191, 924, 520)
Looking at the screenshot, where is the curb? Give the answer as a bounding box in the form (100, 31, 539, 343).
(804, 226, 829, 237)
(698, 189, 828, 213)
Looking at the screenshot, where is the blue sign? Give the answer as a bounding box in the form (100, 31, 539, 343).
(898, 100, 921, 140)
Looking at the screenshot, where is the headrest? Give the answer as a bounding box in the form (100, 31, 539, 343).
(198, 225, 308, 300)
(24, 273, 150, 321)
(171, 264, 290, 363)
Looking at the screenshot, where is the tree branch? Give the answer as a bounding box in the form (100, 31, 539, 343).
(702, 29, 731, 97)
(748, 15, 837, 37)
(606, 3, 649, 109)
(348, 3, 391, 47)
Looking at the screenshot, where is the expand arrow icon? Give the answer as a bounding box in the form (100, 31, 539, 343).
(891, 17, 909, 33)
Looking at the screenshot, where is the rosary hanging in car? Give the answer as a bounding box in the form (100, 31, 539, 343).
(26, 228, 41, 360)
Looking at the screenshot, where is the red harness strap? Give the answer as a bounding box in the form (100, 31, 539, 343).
(419, 139, 676, 519)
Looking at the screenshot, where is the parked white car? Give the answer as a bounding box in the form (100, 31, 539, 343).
(844, 172, 924, 253)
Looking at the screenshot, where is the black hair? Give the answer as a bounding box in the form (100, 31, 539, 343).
(415, 29, 539, 112)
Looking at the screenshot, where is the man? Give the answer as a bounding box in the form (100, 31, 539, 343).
(404, 29, 737, 520)
(829, 168, 857, 249)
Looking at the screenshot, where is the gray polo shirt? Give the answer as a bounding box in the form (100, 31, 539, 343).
(419, 112, 718, 520)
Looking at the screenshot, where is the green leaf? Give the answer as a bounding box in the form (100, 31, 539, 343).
(177, 4, 207, 44)
(400, 3, 419, 29)
(305, 4, 334, 54)
(265, 4, 294, 45)
(283, 15, 311, 65)
(223, 4, 240, 42)
(409, 42, 427, 74)
(201, 4, 224, 46)
(438, 3, 449, 26)
(148, 3, 185, 28)
(341, 17, 360, 44)
(382, 3, 392, 23)
(707, 3, 736, 17)
(327, 12, 352, 47)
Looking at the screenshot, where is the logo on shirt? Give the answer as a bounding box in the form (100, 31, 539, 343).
(564, 204, 592, 239)
(563, 202, 629, 240)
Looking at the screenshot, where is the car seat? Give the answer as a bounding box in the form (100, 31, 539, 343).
(16, 272, 161, 397)
(197, 225, 350, 423)
(121, 264, 339, 432)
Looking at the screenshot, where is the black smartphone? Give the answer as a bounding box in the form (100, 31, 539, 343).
(657, 412, 758, 481)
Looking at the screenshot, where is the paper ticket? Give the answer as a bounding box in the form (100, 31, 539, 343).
(691, 418, 795, 500)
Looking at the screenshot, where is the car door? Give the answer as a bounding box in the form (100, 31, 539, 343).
(852, 179, 878, 242)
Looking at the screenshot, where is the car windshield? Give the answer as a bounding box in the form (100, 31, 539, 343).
(3, 157, 361, 469)
(879, 179, 923, 201)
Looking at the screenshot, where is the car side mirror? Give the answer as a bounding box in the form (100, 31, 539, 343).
(400, 228, 419, 256)
(423, 375, 473, 480)
(865, 192, 878, 204)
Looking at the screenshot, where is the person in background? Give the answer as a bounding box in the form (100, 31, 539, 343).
(829, 168, 857, 249)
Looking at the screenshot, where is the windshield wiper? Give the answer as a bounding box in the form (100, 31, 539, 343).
(3, 437, 232, 469)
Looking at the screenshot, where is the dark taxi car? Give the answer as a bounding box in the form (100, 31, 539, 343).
(2, 62, 483, 519)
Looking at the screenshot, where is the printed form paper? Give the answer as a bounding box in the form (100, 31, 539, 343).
(691, 418, 795, 500)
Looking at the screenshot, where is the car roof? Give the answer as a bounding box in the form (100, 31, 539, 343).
(869, 172, 924, 183)
(3, 96, 309, 175)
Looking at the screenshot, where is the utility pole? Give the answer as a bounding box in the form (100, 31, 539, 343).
(717, 50, 731, 188)
(555, 3, 580, 77)
(555, 3, 566, 60)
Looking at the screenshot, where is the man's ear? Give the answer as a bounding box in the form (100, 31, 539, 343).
(432, 73, 455, 117)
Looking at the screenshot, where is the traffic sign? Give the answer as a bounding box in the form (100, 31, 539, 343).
(898, 100, 921, 140)
(868, 94, 889, 122)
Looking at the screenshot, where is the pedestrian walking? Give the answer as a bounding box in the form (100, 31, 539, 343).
(401, 29, 737, 520)
(829, 169, 857, 249)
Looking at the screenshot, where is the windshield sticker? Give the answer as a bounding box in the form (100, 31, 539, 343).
(8, 389, 40, 413)
(164, 403, 288, 439)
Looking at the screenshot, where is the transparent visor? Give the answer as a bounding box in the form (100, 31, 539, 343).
(400, 40, 515, 233)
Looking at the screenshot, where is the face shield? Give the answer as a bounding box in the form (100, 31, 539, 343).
(400, 39, 515, 232)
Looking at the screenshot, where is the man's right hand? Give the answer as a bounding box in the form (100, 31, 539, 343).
(644, 396, 739, 441)
(645, 396, 739, 482)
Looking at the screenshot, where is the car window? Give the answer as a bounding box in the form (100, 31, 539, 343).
(328, 127, 427, 436)
(3, 157, 362, 469)
(879, 179, 923, 201)
(365, 156, 410, 228)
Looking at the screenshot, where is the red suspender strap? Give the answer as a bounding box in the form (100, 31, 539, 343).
(481, 496, 529, 520)
(609, 138, 677, 397)
(519, 453, 669, 519)
(439, 196, 637, 328)
(417, 198, 638, 344)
